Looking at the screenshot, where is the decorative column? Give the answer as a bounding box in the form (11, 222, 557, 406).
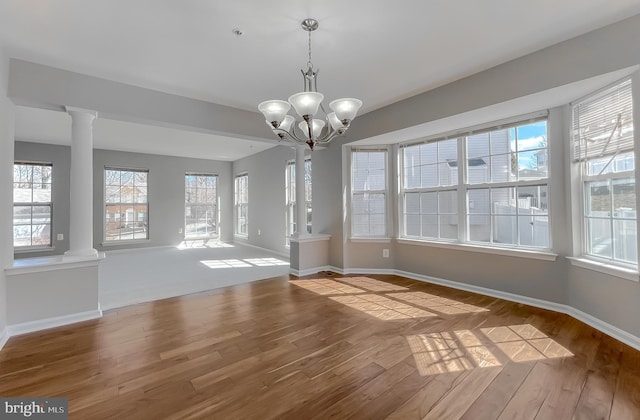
(64, 107, 98, 259)
(295, 145, 308, 237)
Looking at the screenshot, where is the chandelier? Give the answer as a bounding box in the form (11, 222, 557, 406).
(258, 18, 362, 150)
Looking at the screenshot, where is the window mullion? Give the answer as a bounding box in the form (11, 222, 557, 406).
(458, 137, 467, 243)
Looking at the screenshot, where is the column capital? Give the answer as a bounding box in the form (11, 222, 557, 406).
(65, 106, 98, 120)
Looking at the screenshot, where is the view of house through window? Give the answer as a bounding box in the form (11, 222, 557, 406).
(235, 173, 248, 236)
(573, 78, 636, 266)
(13, 162, 52, 248)
(105, 168, 149, 241)
(185, 173, 218, 238)
(286, 158, 312, 242)
(402, 117, 549, 248)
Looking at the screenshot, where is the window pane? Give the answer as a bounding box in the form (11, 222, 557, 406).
(404, 166, 420, 189)
(613, 219, 637, 264)
(405, 193, 420, 214)
(613, 178, 635, 212)
(468, 189, 489, 215)
(419, 142, 437, 165)
(518, 185, 548, 213)
(32, 206, 51, 224)
(491, 129, 510, 154)
(440, 216, 458, 239)
(135, 186, 148, 204)
(469, 215, 490, 242)
(586, 181, 610, 216)
(420, 164, 438, 188)
(467, 159, 489, 184)
(421, 214, 438, 238)
(13, 206, 31, 225)
(13, 183, 31, 203)
(439, 191, 457, 214)
(517, 150, 548, 179)
(467, 133, 490, 159)
(420, 192, 437, 214)
(31, 224, 51, 246)
(519, 215, 549, 247)
(490, 154, 512, 182)
(516, 121, 547, 151)
(494, 215, 517, 245)
(587, 217, 612, 259)
(406, 214, 420, 236)
(105, 170, 120, 185)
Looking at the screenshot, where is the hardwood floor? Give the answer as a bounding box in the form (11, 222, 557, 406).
(1, 273, 639, 419)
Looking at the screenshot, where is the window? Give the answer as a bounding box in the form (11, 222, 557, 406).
(235, 173, 248, 236)
(401, 117, 549, 249)
(351, 149, 387, 237)
(185, 174, 218, 238)
(573, 78, 636, 266)
(13, 162, 52, 248)
(286, 158, 312, 241)
(105, 168, 149, 242)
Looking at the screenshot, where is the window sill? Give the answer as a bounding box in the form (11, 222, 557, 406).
(396, 238, 558, 261)
(350, 237, 392, 244)
(101, 239, 150, 247)
(14, 246, 55, 254)
(566, 257, 639, 282)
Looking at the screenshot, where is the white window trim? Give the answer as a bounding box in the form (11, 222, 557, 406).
(13, 161, 54, 250)
(348, 146, 391, 239)
(399, 113, 551, 251)
(397, 238, 557, 261)
(567, 257, 639, 282)
(184, 173, 219, 239)
(234, 172, 249, 238)
(571, 75, 637, 270)
(103, 167, 150, 243)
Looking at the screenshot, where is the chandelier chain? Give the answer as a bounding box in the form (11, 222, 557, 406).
(307, 29, 313, 69)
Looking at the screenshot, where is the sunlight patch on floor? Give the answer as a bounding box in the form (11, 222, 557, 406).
(387, 291, 488, 315)
(289, 279, 366, 295)
(407, 324, 573, 376)
(336, 277, 409, 292)
(244, 258, 289, 266)
(330, 294, 436, 320)
(200, 259, 252, 269)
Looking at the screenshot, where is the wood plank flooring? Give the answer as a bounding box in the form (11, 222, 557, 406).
(1, 273, 639, 419)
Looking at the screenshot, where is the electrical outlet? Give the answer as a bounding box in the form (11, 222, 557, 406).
(383, 249, 389, 258)
(178, 228, 183, 234)
(57, 233, 64, 241)
(258, 229, 261, 236)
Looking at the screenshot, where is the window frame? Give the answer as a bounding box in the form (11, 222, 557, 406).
(285, 157, 312, 244)
(571, 77, 637, 269)
(103, 167, 150, 243)
(184, 173, 218, 239)
(234, 173, 249, 238)
(13, 161, 53, 250)
(349, 147, 389, 239)
(399, 113, 551, 252)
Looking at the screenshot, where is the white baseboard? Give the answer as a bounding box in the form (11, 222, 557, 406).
(0, 327, 9, 351)
(7, 310, 103, 338)
(342, 268, 396, 276)
(290, 265, 333, 277)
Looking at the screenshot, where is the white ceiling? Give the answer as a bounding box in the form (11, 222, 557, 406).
(3, 0, 640, 160)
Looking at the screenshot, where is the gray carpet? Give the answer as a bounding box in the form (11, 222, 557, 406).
(99, 241, 289, 310)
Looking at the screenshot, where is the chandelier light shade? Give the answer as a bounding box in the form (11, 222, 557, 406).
(258, 18, 362, 150)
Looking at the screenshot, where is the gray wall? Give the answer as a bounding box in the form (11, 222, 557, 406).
(14, 141, 70, 258)
(232, 145, 295, 256)
(0, 49, 14, 339)
(93, 149, 233, 251)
